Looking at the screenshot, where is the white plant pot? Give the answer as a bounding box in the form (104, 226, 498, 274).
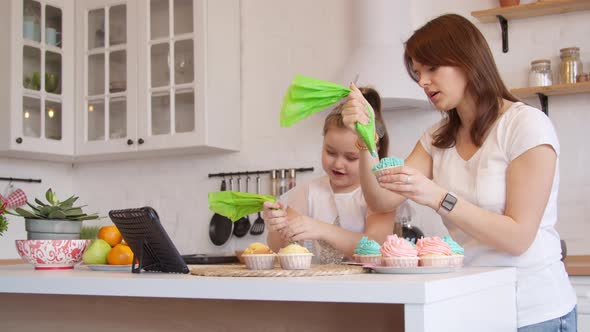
(25, 218, 83, 240)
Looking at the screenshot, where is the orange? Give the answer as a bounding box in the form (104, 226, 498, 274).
(107, 244, 134, 265)
(97, 225, 123, 247)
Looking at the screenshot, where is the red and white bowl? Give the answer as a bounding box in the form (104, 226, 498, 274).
(15, 239, 91, 270)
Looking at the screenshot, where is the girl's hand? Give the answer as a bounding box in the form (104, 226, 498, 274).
(281, 215, 326, 242)
(376, 166, 446, 210)
(341, 83, 371, 132)
(261, 201, 288, 233)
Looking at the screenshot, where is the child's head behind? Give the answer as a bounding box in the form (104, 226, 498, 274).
(321, 87, 389, 192)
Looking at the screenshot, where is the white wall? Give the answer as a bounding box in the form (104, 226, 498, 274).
(1, 0, 589, 257)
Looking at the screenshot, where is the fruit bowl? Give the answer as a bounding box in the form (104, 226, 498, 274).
(15, 239, 91, 270)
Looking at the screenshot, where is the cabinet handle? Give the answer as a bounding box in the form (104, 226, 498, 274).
(127, 139, 134, 145)
(16, 137, 23, 144)
(138, 138, 145, 145)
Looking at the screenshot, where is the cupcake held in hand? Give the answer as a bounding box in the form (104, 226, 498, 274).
(416, 236, 451, 267)
(242, 242, 276, 270)
(278, 243, 314, 270)
(353, 236, 382, 265)
(380, 234, 419, 267)
(372, 156, 404, 177)
(442, 236, 464, 267)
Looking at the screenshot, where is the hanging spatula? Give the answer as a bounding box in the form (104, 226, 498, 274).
(250, 175, 266, 235)
(232, 176, 251, 237)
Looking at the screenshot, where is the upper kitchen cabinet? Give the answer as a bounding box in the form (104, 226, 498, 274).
(75, 0, 241, 161)
(0, 0, 75, 161)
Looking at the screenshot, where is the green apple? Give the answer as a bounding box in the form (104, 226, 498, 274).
(83, 239, 112, 264)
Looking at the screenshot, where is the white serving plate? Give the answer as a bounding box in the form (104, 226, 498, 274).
(371, 266, 458, 274)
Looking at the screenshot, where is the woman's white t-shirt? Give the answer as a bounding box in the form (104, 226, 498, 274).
(420, 102, 576, 327)
(279, 176, 367, 261)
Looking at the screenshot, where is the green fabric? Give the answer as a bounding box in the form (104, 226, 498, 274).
(280, 74, 378, 157)
(208, 191, 277, 222)
(280, 75, 351, 127)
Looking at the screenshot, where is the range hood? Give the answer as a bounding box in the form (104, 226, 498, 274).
(342, 0, 431, 111)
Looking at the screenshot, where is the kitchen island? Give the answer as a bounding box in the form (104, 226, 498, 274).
(0, 264, 516, 332)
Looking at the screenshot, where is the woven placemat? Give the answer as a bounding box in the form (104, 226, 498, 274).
(189, 264, 365, 277)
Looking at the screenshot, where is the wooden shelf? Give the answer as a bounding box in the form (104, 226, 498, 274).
(471, 0, 590, 52)
(511, 81, 590, 99)
(472, 0, 590, 23)
(511, 81, 590, 114)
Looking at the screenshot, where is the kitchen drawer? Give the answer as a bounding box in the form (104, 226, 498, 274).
(570, 276, 590, 314)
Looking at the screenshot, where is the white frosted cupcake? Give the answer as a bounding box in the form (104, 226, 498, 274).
(242, 242, 276, 270)
(416, 237, 452, 267)
(380, 235, 419, 267)
(278, 243, 313, 270)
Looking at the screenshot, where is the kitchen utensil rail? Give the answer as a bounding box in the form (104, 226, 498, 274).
(0, 177, 42, 183)
(208, 167, 314, 178)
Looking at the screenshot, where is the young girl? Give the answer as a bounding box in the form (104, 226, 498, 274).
(341, 14, 576, 330)
(262, 87, 394, 264)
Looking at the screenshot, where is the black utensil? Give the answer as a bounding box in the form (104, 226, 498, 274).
(209, 179, 233, 246)
(233, 176, 251, 237)
(250, 175, 266, 235)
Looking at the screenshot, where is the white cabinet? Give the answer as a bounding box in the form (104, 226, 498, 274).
(0, 0, 75, 161)
(570, 276, 590, 331)
(75, 0, 240, 160)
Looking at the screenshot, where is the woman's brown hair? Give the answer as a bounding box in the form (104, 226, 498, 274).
(404, 14, 518, 148)
(323, 87, 389, 159)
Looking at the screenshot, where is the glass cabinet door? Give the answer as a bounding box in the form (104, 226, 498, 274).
(85, 4, 127, 142)
(148, 0, 195, 137)
(21, 0, 63, 141)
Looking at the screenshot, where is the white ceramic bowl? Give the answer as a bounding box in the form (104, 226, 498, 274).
(15, 239, 91, 270)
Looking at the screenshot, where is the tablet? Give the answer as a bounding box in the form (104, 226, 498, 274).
(108, 207, 189, 274)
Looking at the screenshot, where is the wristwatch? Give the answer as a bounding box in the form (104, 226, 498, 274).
(437, 192, 457, 216)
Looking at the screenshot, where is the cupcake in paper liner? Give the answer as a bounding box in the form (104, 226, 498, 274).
(278, 243, 313, 270)
(372, 156, 404, 178)
(242, 242, 276, 270)
(442, 236, 465, 267)
(380, 234, 419, 267)
(353, 236, 382, 265)
(416, 237, 451, 267)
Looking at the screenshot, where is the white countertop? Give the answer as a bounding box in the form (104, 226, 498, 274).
(0, 264, 515, 305)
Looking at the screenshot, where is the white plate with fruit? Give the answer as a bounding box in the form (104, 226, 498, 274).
(82, 225, 134, 271)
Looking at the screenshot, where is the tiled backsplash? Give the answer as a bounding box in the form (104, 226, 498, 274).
(1, 0, 588, 258)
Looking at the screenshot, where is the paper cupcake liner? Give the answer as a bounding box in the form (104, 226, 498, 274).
(373, 166, 403, 178)
(242, 254, 276, 270)
(353, 254, 382, 266)
(419, 255, 450, 267)
(449, 254, 464, 267)
(382, 256, 419, 267)
(278, 253, 313, 270)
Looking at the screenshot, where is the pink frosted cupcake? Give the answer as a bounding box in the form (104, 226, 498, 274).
(416, 237, 451, 267)
(380, 235, 419, 267)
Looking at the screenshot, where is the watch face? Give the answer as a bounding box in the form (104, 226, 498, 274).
(442, 193, 457, 211)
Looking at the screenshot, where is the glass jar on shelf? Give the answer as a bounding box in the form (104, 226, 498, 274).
(559, 47, 583, 84)
(528, 59, 553, 87)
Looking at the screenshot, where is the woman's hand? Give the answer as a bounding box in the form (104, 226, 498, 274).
(376, 165, 446, 211)
(261, 201, 289, 234)
(341, 83, 372, 131)
(280, 215, 326, 242)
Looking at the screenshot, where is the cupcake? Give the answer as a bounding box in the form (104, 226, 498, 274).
(416, 237, 451, 267)
(278, 243, 313, 270)
(380, 235, 419, 267)
(442, 236, 464, 267)
(372, 156, 404, 177)
(242, 242, 276, 270)
(353, 236, 382, 265)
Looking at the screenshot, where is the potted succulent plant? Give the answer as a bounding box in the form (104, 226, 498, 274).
(7, 188, 100, 240)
